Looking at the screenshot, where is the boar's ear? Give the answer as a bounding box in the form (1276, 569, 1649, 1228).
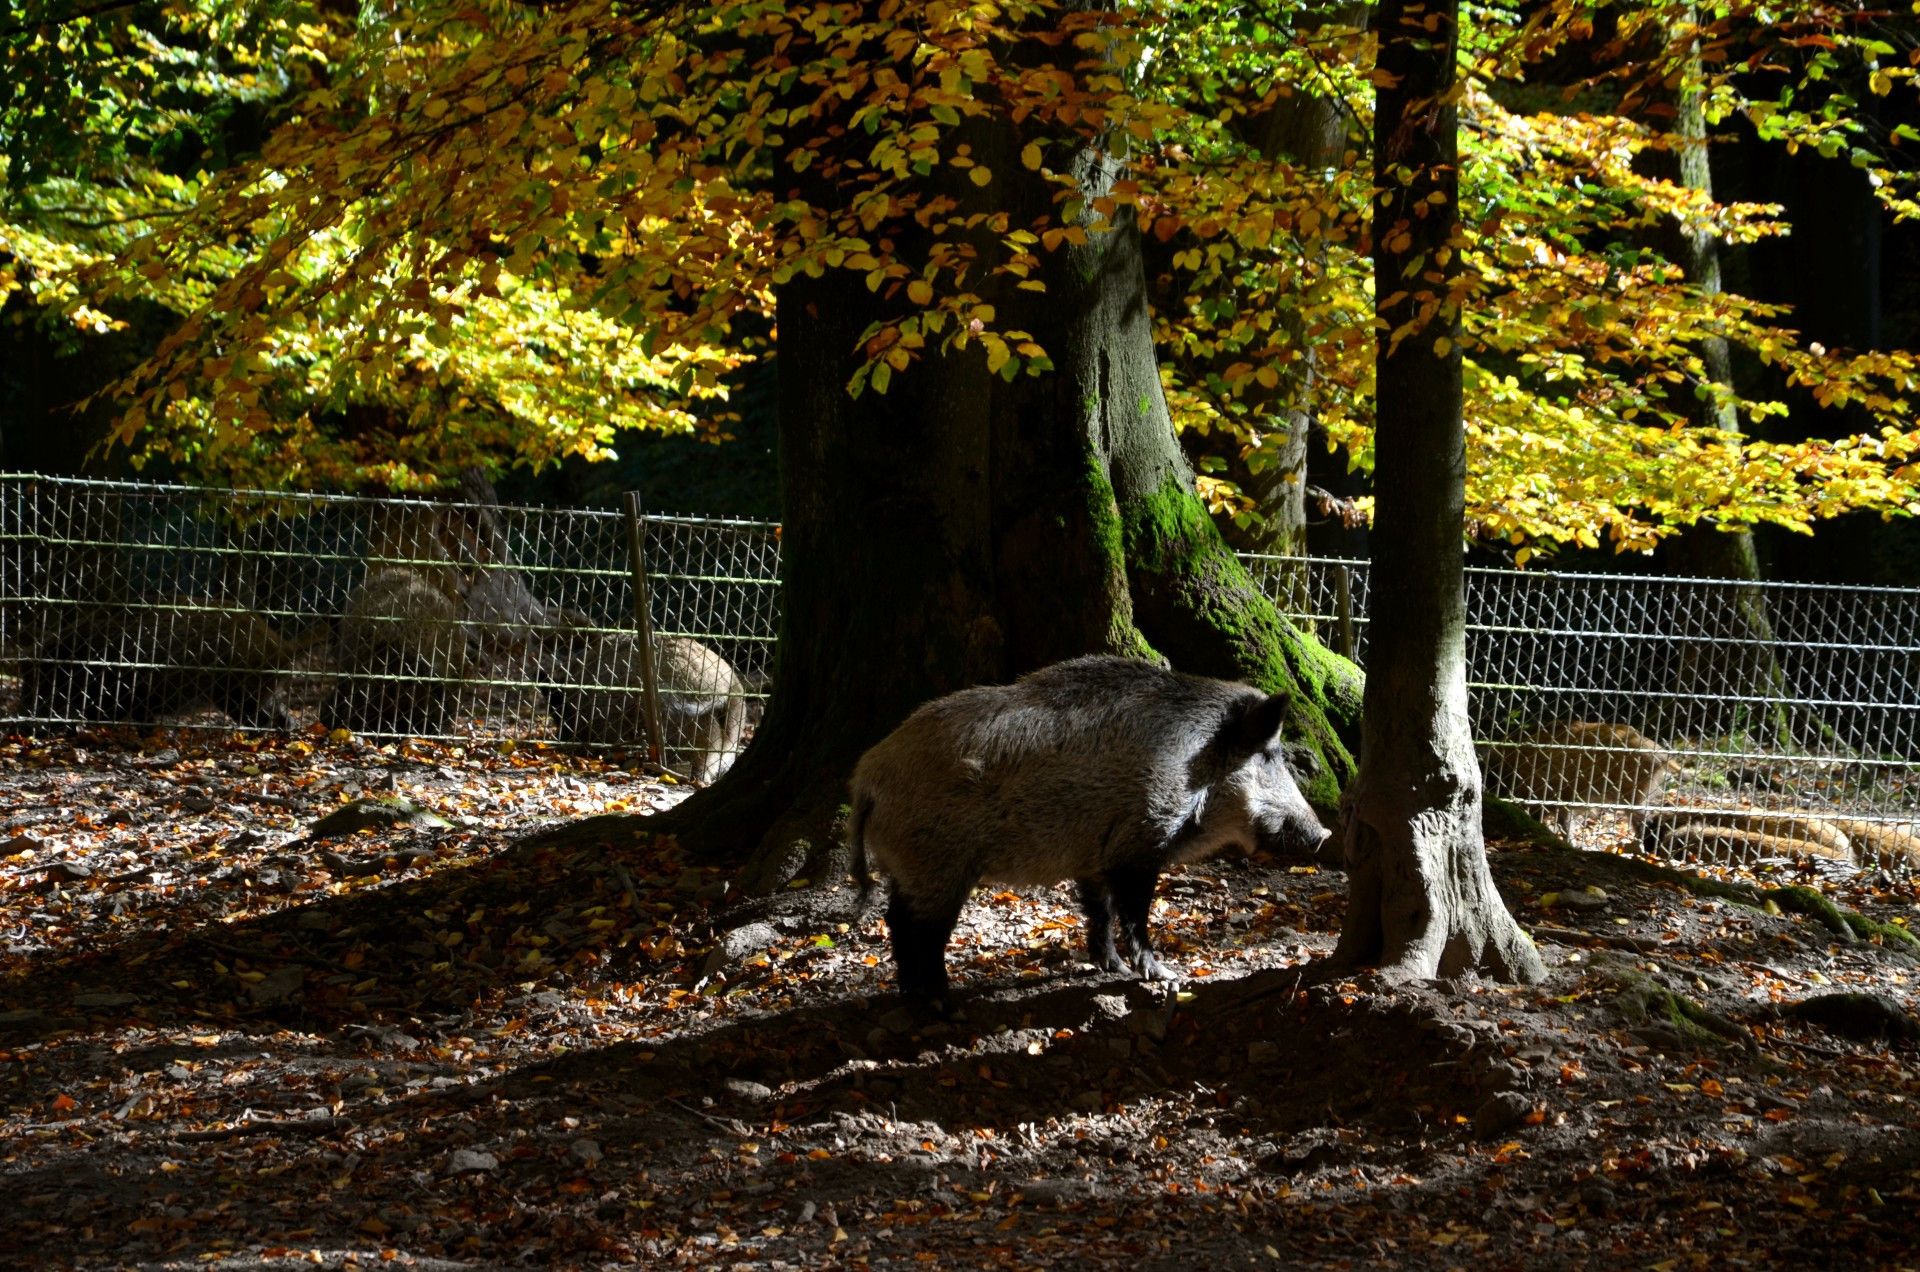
(1225, 692, 1290, 754)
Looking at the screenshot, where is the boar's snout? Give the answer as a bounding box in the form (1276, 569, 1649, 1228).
(1258, 813, 1333, 861)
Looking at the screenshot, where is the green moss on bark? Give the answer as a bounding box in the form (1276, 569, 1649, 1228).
(1120, 475, 1297, 684)
(1083, 447, 1158, 662)
(1085, 446, 1127, 567)
(1607, 967, 1746, 1044)
(1767, 885, 1857, 942)
(1119, 474, 1361, 805)
(1617, 868, 1918, 957)
(1842, 911, 1920, 951)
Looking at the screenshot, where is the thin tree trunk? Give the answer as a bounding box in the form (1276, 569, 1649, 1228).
(1200, 6, 1364, 597)
(1653, 22, 1794, 745)
(1227, 54, 1353, 618)
(1334, 0, 1542, 982)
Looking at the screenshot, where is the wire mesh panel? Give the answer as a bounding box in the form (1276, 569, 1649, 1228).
(5, 476, 1916, 862)
(0, 475, 778, 782)
(639, 515, 783, 696)
(1249, 554, 1920, 874)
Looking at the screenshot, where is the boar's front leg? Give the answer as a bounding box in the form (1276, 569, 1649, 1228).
(1075, 878, 1131, 975)
(1106, 865, 1178, 981)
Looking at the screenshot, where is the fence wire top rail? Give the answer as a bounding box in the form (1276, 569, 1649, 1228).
(1240, 551, 1920, 599)
(0, 471, 771, 528)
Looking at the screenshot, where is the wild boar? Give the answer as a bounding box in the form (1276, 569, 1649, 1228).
(538, 616, 749, 783)
(849, 656, 1330, 1012)
(21, 601, 293, 730)
(1828, 818, 1920, 870)
(1643, 818, 1854, 866)
(328, 567, 469, 735)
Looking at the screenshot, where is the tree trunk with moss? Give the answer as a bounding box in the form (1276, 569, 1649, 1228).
(651, 137, 1362, 892)
(1333, 0, 1542, 983)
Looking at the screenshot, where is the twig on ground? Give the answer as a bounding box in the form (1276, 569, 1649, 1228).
(669, 1098, 752, 1137)
(170, 1114, 354, 1142)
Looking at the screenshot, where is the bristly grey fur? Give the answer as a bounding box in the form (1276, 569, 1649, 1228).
(850, 655, 1329, 1010)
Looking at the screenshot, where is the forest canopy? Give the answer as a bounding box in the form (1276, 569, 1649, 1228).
(2, 0, 1919, 553)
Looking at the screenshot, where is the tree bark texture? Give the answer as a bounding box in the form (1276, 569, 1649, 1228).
(1334, 0, 1543, 982)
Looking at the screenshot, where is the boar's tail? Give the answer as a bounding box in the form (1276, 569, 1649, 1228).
(848, 793, 876, 897)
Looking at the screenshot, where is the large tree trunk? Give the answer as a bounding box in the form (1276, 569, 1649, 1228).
(648, 124, 1363, 891)
(1334, 0, 1542, 982)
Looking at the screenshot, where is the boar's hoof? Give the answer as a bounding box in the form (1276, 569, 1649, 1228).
(1134, 951, 1180, 982)
(1095, 949, 1134, 977)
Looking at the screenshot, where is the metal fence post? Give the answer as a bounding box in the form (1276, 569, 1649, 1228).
(0, 479, 25, 654)
(1334, 563, 1354, 661)
(622, 491, 669, 771)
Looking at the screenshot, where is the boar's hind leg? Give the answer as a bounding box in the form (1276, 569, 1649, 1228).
(886, 885, 967, 1011)
(1107, 866, 1178, 982)
(1076, 879, 1130, 975)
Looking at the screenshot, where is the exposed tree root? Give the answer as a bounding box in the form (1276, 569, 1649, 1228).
(1602, 966, 1747, 1046)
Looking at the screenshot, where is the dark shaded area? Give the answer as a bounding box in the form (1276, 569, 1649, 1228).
(1715, 93, 1920, 588)
(499, 356, 780, 518)
(0, 303, 150, 478)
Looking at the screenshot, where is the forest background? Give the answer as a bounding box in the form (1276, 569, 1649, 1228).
(5, 0, 1920, 587)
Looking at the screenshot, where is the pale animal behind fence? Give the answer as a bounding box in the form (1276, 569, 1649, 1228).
(1244, 554, 1920, 875)
(3, 475, 1917, 874)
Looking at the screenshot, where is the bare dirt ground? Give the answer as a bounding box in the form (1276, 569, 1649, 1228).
(3, 726, 1920, 1270)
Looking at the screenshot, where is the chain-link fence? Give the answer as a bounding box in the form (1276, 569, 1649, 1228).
(4, 476, 1917, 875)
(1246, 554, 1920, 875)
(0, 475, 778, 781)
